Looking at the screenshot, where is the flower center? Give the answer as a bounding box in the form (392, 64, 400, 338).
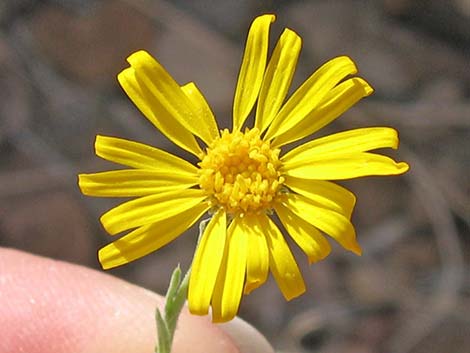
(198, 128, 284, 216)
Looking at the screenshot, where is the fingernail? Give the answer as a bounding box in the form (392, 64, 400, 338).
(219, 317, 275, 353)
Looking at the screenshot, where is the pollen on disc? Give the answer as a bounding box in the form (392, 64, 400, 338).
(198, 128, 285, 216)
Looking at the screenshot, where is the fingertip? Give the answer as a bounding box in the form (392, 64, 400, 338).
(220, 317, 275, 353)
(0, 248, 258, 353)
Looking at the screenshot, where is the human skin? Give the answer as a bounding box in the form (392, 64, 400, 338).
(0, 248, 274, 353)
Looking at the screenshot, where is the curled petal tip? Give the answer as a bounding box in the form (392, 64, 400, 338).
(354, 77, 374, 95)
(126, 49, 150, 64)
(337, 55, 358, 74)
(350, 243, 363, 256)
(285, 286, 306, 301)
(188, 304, 209, 316)
(99, 215, 116, 236)
(399, 162, 410, 173)
(256, 13, 276, 22)
(243, 282, 259, 295)
(98, 246, 116, 270)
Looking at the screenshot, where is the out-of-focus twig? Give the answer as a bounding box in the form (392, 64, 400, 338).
(387, 146, 465, 353)
(118, 0, 239, 67)
(360, 215, 410, 254)
(352, 100, 470, 128)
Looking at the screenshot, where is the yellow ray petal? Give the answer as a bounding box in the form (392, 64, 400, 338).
(126, 51, 215, 146)
(95, 135, 198, 173)
(282, 152, 410, 180)
(211, 217, 248, 323)
(272, 77, 373, 147)
(282, 194, 361, 254)
(282, 127, 400, 163)
(284, 176, 356, 218)
(188, 210, 226, 315)
(100, 188, 207, 235)
(210, 229, 229, 323)
(233, 14, 275, 131)
(255, 28, 301, 133)
(181, 82, 220, 144)
(243, 215, 269, 294)
(118, 68, 202, 156)
(78, 169, 198, 197)
(99, 202, 209, 269)
(275, 204, 331, 264)
(264, 56, 357, 140)
(261, 214, 305, 300)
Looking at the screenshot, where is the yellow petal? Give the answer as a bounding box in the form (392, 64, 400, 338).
(264, 56, 357, 140)
(78, 169, 198, 197)
(210, 233, 229, 323)
(255, 28, 301, 133)
(94, 135, 198, 173)
(100, 188, 207, 235)
(284, 176, 356, 219)
(243, 215, 269, 294)
(118, 68, 202, 156)
(283, 152, 410, 180)
(275, 204, 331, 264)
(282, 127, 400, 163)
(98, 202, 209, 269)
(261, 214, 305, 300)
(126, 51, 216, 147)
(188, 210, 226, 315)
(181, 82, 220, 144)
(282, 194, 361, 254)
(211, 217, 248, 323)
(272, 77, 373, 147)
(233, 14, 275, 131)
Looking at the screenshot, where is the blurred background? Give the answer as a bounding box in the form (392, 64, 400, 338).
(0, 0, 469, 352)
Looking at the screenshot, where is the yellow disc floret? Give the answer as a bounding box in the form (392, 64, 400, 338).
(198, 128, 284, 216)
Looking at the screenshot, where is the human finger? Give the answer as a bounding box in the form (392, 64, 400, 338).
(0, 248, 273, 353)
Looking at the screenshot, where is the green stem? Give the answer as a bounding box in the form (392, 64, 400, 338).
(155, 266, 191, 353)
(155, 216, 211, 353)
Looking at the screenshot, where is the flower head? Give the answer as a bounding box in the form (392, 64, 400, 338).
(79, 14, 409, 322)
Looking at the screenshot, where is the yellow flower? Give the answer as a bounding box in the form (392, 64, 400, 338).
(79, 14, 409, 322)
